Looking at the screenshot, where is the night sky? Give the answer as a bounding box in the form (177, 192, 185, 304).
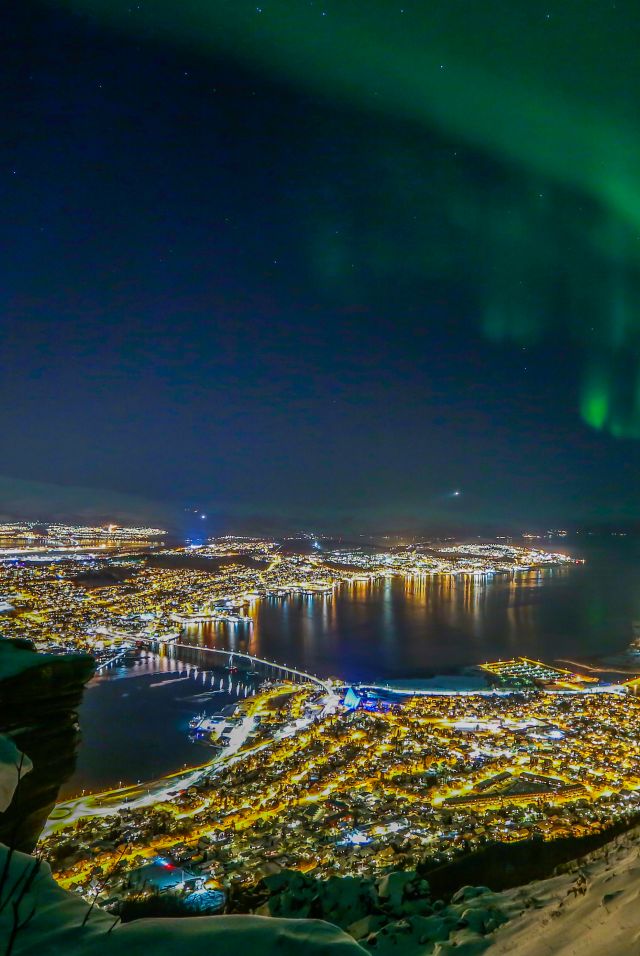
(3, 1, 640, 529)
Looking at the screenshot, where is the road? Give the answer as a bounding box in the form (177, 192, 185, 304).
(42, 683, 339, 838)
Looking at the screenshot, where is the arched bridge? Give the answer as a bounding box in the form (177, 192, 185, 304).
(161, 641, 333, 694)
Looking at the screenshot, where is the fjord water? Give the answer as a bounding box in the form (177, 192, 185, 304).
(188, 541, 640, 681)
(67, 541, 640, 795)
(62, 655, 258, 797)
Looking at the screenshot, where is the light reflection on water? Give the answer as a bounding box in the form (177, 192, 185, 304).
(181, 562, 635, 682)
(67, 544, 640, 794)
(64, 652, 257, 798)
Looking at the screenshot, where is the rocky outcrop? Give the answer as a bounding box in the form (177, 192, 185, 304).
(0, 638, 94, 852)
(251, 868, 510, 952)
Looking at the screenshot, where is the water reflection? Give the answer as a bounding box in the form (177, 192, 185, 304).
(65, 651, 261, 798)
(177, 557, 638, 682)
(68, 545, 640, 794)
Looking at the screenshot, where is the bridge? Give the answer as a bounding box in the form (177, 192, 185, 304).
(94, 637, 333, 693)
(95, 647, 132, 673)
(161, 641, 333, 694)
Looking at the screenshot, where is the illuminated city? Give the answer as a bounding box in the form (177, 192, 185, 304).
(6, 0, 640, 952)
(38, 654, 640, 908)
(2, 523, 638, 924)
(0, 525, 578, 661)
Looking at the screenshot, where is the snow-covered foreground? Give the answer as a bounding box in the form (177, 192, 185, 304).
(5, 727, 640, 956)
(488, 826, 640, 956)
(7, 830, 640, 956)
(0, 846, 362, 956)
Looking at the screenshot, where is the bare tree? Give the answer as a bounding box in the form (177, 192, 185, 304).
(81, 843, 128, 928)
(2, 858, 41, 956)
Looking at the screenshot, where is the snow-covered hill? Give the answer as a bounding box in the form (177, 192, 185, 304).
(487, 825, 640, 956)
(0, 847, 361, 956)
(6, 829, 638, 956)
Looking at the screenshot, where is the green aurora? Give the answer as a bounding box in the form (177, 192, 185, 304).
(55, 0, 640, 438)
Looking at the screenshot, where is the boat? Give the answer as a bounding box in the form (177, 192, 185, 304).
(189, 712, 206, 730)
(225, 654, 239, 674)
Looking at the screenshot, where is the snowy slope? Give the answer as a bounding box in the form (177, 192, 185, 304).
(0, 845, 363, 956)
(2, 828, 640, 956)
(487, 826, 640, 956)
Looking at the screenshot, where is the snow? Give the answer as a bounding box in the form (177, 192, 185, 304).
(4, 823, 640, 955)
(259, 868, 510, 953)
(487, 824, 640, 956)
(253, 827, 640, 956)
(0, 735, 32, 812)
(0, 844, 363, 956)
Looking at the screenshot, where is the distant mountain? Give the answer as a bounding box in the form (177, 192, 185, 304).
(0, 474, 174, 528)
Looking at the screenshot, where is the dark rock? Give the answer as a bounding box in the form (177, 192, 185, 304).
(0, 639, 94, 851)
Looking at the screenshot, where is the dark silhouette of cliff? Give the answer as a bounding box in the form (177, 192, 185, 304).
(0, 638, 94, 851)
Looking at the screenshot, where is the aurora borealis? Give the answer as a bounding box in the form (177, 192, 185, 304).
(3, 1, 640, 524)
(56, 0, 640, 440)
